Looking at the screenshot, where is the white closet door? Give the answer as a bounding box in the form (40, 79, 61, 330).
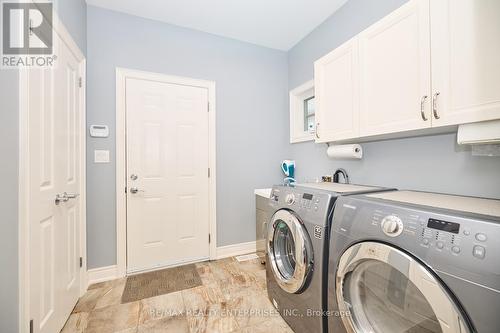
(126, 77, 210, 273)
(430, 0, 500, 126)
(358, 0, 432, 137)
(314, 37, 360, 142)
(29, 33, 83, 333)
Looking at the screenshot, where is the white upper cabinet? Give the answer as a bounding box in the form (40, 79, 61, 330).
(314, 38, 360, 142)
(430, 0, 500, 127)
(311, 0, 500, 143)
(358, 0, 431, 137)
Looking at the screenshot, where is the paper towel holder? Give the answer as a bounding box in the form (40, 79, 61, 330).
(326, 143, 363, 160)
(325, 142, 361, 153)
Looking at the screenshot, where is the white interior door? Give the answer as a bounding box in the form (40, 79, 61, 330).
(126, 77, 210, 273)
(358, 0, 432, 137)
(29, 32, 83, 333)
(430, 0, 500, 126)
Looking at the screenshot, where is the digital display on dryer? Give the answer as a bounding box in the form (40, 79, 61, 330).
(302, 193, 313, 200)
(427, 218, 460, 234)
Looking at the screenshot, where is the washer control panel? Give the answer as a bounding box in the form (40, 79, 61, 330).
(270, 186, 329, 223)
(274, 190, 321, 211)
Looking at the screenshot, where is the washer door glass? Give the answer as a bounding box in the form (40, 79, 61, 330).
(336, 242, 471, 333)
(273, 220, 297, 279)
(267, 210, 312, 294)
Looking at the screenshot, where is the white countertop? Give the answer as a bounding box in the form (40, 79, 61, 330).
(296, 182, 384, 193)
(368, 190, 500, 217)
(254, 188, 272, 198)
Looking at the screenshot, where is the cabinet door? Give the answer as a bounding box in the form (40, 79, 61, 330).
(314, 38, 360, 143)
(358, 0, 432, 137)
(430, 0, 500, 126)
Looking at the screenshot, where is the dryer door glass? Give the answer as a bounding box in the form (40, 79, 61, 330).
(336, 242, 471, 333)
(267, 209, 313, 294)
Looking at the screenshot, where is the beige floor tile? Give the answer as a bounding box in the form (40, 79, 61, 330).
(95, 278, 127, 310)
(72, 288, 105, 313)
(137, 315, 189, 333)
(240, 316, 294, 333)
(195, 262, 218, 286)
(69, 254, 289, 333)
(60, 312, 89, 333)
(233, 258, 266, 275)
(253, 269, 267, 291)
(139, 291, 185, 324)
(186, 303, 240, 333)
(88, 278, 117, 290)
(226, 291, 280, 329)
(183, 285, 226, 312)
(85, 301, 140, 333)
(115, 328, 139, 333)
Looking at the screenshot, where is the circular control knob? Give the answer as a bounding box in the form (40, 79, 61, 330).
(381, 215, 404, 237)
(285, 193, 296, 205)
(436, 241, 444, 249)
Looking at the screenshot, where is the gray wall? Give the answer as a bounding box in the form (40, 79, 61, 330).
(0, 1, 86, 332)
(54, 0, 87, 54)
(86, 6, 289, 269)
(0, 70, 19, 333)
(287, 0, 500, 199)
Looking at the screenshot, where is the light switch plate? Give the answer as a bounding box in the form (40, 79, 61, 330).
(94, 150, 110, 163)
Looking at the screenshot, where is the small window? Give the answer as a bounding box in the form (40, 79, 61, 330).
(290, 80, 315, 143)
(303, 96, 316, 132)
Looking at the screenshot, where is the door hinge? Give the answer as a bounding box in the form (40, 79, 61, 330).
(30, 319, 33, 333)
(78, 77, 83, 88)
(79, 257, 83, 268)
(208, 168, 211, 178)
(209, 233, 211, 243)
(207, 102, 210, 112)
(125, 187, 127, 193)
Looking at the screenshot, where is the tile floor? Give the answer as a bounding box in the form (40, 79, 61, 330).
(61, 253, 293, 333)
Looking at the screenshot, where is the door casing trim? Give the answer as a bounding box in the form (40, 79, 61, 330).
(18, 9, 87, 333)
(115, 67, 217, 278)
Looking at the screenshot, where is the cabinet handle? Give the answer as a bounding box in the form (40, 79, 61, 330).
(420, 95, 428, 121)
(432, 92, 441, 119)
(315, 123, 320, 139)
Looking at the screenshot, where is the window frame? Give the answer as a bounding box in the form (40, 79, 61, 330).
(290, 80, 315, 143)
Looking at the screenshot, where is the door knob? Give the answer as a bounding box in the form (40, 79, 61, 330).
(65, 192, 79, 199)
(55, 192, 79, 205)
(130, 187, 142, 194)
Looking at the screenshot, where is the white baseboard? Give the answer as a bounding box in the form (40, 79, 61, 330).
(87, 265, 118, 288)
(216, 240, 265, 259)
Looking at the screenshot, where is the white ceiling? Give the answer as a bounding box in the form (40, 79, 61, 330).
(85, 0, 348, 50)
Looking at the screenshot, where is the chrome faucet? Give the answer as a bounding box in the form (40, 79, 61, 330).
(333, 168, 349, 184)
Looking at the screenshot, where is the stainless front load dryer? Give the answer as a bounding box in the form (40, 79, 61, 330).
(266, 183, 393, 333)
(328, 190, 500, 333)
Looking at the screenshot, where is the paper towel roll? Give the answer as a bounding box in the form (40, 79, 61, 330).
(327, 144, 363, 159)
